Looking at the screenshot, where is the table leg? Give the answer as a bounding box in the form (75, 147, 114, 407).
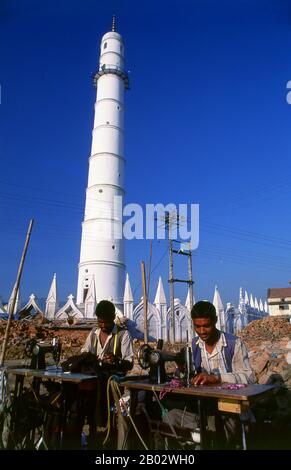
(197, 398, 207, 449)
(241, 420, 247, 450)
(7, 375, 24, 448)
(125, 389, 139, 450)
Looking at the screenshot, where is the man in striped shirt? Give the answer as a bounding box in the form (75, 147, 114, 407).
(191, 301, 255, 386)
(162, 301, 255, 449)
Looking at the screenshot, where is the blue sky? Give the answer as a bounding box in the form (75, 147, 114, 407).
(1, 0, 291, 307)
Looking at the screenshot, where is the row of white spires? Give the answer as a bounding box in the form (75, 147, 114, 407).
(0, 274, 268, 341)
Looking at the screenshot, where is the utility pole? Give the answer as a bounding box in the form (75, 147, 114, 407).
(169, 237, 175, 343)
(141, 261, 148, 344)
(188, 245, 194, 312)
(164, 213, 194, 344)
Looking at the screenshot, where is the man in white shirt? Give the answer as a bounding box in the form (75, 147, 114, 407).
(81, 300, 133, 372)
(66, 300, 133, 449)
(191, 301, 255, 386)
(161, 301, 255, 449)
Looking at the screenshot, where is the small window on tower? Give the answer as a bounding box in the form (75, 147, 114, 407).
(106, 121, 110, 124)
(83, 288, 89, 302)
(104, 42, 107, 49)
(99, 189, 103, 193)
(112, 245, 115, 250)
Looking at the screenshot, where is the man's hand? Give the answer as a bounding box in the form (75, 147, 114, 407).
(102, 353, 118, 365)
(191, 373, 221, 386)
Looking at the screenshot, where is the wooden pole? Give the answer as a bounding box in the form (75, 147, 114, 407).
(141, 260, 148, 344)
(187, 244, 194, 346)
(147, 241, 153, 300)
(0, 219, 34, 366)
(188, 245, 194, 312)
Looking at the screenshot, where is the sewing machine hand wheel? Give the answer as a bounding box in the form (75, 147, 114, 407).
(137, 344, 152, 369)
(25, 339, 37, 358)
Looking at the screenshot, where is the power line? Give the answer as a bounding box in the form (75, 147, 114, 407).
(133, 246, 168, 297)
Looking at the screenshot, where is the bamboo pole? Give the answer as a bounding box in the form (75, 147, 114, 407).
(0, 219, 34, 366)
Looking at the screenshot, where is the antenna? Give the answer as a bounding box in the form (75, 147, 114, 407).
(112, 15, 116, 32)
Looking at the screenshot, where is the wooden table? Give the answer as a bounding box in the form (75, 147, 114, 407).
(5, 366, 97, 449)
(120, 379, 274, 450)
(6, 366, 97, 383)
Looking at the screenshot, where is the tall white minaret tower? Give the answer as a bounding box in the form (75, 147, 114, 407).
(77, 17, 129, 309)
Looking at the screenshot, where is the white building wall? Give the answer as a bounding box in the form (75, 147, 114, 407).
(269, 303, 291, 316)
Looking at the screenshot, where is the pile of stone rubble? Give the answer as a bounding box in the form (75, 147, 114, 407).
(0, 319, 88, 361)
(239, 316, 291, 389)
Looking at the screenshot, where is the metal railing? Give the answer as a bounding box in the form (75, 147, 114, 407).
(93, 64, 129, 89)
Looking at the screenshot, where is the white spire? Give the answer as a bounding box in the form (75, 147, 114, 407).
(244, 290, 249, 305)
(0, 296, 5, 314)
(47, 274, 57, 302)
(225, 302, 235, 334)
(85, 276, 97, 318)
(123, 273, 133, 320)
(234, 313, 243, 334)
(154, 276, 167, 305)
(250, 294, 255, 309)
(185, 287, 195, 311)
(259, 298, 264, 311)
(85, 276, 97, 303)
(45, 273, 58, 320)
(8, 284, 21, 315)
(254, 297, 259, 310)
(123, 273, 133, 303)
(264, 301, 269, 313)
(213, 285, 224, 310)
(213, 285, 224, 331)
(238, 287, 248, 329)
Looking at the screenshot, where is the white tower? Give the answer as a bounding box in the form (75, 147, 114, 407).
(77, 17, 129, 309)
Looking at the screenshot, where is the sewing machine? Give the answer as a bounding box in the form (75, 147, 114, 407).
(25, 337, 62, 370)
(137, 340, 193, 384)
